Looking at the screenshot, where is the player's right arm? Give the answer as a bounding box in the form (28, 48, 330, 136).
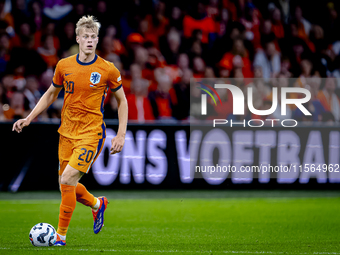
(12, 84, 62, 133)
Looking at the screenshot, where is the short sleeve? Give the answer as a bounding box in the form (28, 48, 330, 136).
(52, 61, 63, 88)
(107, 64, 122, 92)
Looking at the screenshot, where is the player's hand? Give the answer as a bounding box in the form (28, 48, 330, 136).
(12, 118, 31, 133)
(110, 135, 125, 154)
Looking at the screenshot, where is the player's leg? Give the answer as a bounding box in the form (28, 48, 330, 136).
(69, 138, 108, 234)
(76, 183, 98, 207)
(73, 137, 105, 209)
(55, 135, 81, 246)
(87, 138, 109, 234)
(60, 176, 99, 208)
(55, 165, 83, 246)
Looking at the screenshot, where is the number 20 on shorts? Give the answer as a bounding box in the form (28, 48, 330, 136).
(78, 148, 94, 163)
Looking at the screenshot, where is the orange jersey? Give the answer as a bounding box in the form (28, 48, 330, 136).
(52, 54, 122, 140)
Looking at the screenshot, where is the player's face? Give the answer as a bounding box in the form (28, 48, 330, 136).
(77, 28, 99, 55)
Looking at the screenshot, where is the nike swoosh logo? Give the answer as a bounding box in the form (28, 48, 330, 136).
(78, 163, 85, 166)
(65, 73, 72, 76)
(64, 211, 72, 213)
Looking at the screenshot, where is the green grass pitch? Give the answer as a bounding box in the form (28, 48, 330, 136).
(0, 190, 339, 255)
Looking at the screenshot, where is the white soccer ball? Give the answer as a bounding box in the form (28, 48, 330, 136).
(29, 223, 56, 247)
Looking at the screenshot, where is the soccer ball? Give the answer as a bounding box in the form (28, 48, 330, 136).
(29, 223, 56, 247)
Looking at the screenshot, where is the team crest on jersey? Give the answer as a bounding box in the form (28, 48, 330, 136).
(90, 72, 101, 84)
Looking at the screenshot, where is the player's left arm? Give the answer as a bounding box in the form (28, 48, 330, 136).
(110, 87, 128, 154)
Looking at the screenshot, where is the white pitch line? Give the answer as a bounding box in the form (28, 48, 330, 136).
(0, 247, 339, 254)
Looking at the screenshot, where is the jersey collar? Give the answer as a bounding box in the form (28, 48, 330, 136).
(76, 54, 98, 66)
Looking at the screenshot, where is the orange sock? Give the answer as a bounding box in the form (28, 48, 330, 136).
(76, 183, 97, 208)
(57, 184, 76, 236)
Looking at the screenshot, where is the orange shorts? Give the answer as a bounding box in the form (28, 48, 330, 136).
(58, 135, 105, 175)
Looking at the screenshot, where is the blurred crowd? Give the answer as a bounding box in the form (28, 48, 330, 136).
(1, 0, 340, 123)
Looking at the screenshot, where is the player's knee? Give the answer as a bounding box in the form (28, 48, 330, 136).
(60, 175, 71, 185)
(60, 174, 77, 186)
(60, 165, 82, 186)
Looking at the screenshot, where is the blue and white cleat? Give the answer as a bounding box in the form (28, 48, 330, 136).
(92, 197, 109, 234)
(54, 234, 66, 246)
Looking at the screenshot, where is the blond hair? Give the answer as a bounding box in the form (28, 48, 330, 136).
(75, 15, 101, 36)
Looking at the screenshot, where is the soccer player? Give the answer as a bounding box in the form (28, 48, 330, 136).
(12, 16, 128, 246)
